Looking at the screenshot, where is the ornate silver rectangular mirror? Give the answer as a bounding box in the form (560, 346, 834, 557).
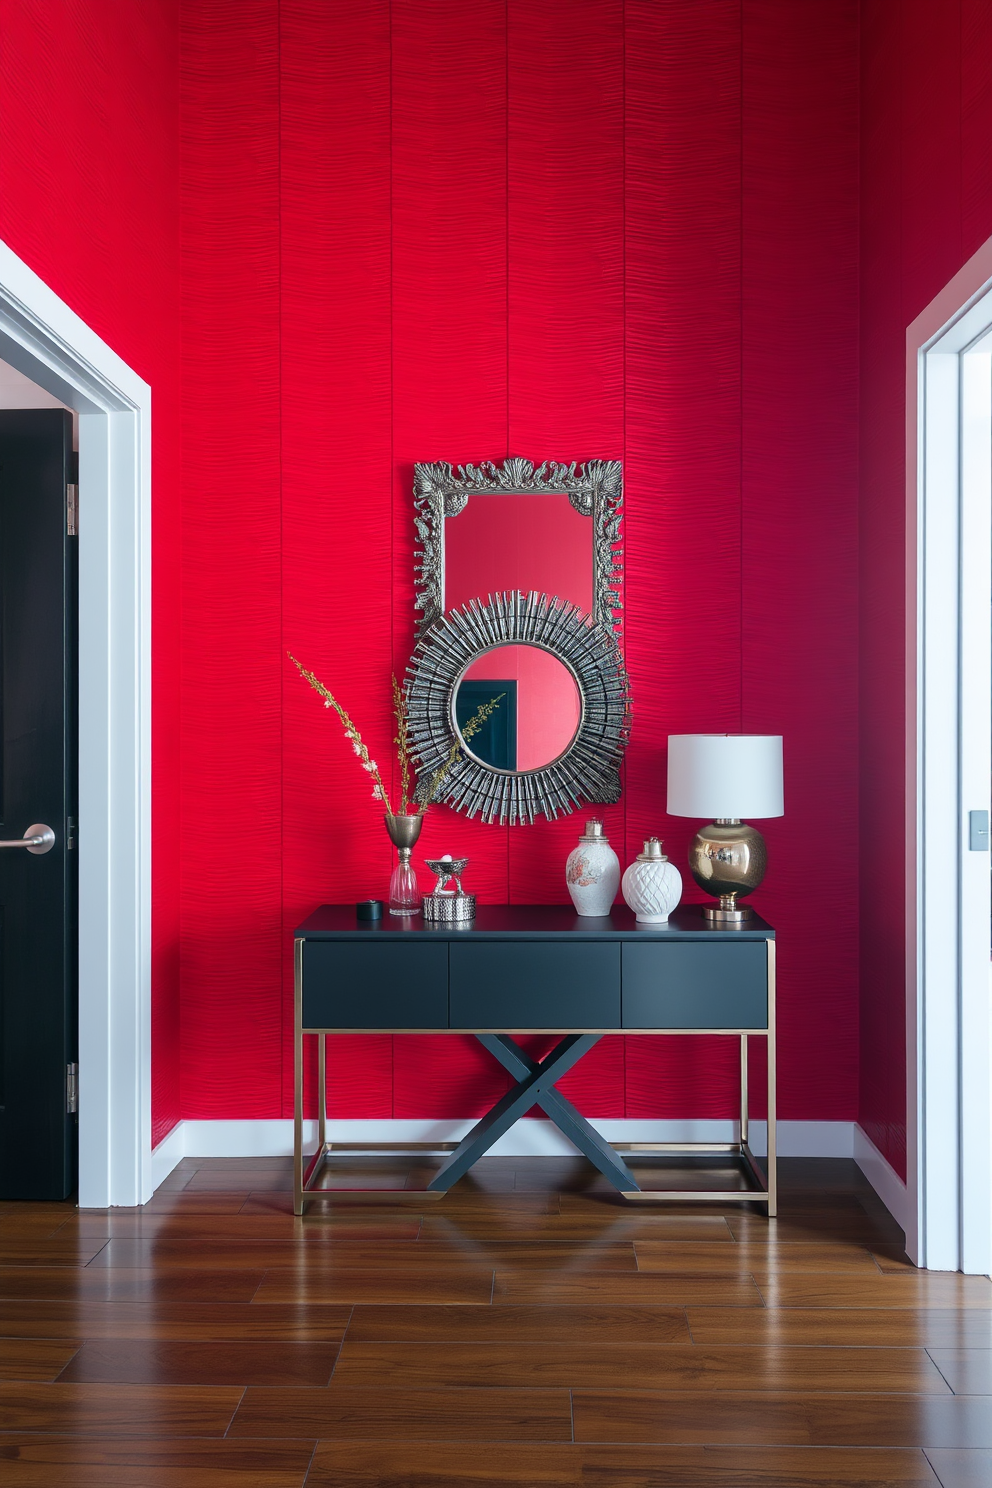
(407, 457, 630, 825)
(414, 457, 623, 638)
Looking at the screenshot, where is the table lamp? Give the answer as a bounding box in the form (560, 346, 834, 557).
(667, 734, 784, 923)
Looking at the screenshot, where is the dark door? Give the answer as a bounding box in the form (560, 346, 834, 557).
(0, 410, 77, 1200)
(455, 679, 517, 770)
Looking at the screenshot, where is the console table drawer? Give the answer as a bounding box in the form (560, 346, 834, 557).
(621, 941, 768, 1029)
(302, 941, 448, 1029)
(450, 942, 620, 1029)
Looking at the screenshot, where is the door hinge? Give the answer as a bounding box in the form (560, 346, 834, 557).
(66, 484, 78, 537)
(66, 1062, 78, 1116)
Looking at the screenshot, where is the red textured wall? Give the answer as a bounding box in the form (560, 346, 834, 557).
(9, 0, 982, 1166)
(859, 0, 992, 1179)
(179, 0, 860, 1126)
(0, 0, 182, 1146)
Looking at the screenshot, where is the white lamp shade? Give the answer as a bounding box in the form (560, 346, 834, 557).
(667, 734, 784, 819)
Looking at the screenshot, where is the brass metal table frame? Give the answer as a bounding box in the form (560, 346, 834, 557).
(294, 938, 776, 1217)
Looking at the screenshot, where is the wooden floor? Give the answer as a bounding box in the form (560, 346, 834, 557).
(0, 1156, 990, 1486)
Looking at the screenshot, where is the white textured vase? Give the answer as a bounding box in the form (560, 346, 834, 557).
(565, 819, 620, 917)
(622, 838, 683, 924)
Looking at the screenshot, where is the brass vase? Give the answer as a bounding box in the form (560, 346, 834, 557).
(384, 812, 424, 915)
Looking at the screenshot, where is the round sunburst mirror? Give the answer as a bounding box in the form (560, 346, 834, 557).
(406, 591, 630, 825)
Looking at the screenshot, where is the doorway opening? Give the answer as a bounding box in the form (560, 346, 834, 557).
(908, 238, 992, 1274)
(0, 238, 151, 1208)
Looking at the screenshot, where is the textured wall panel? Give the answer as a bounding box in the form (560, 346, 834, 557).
(0, 0, 183, 1145)
(900, 0, 962, 318)
(173, 0, 863, 1127)
(962, 0, 992, 260)
(0, 1, 868, 1137)
(742, 1, 860, 1123)
(858, 0, 992, 1178)
(180, 2, 283, 1116)
(623, 0, 744, 1119)
(505, 0, 625, 1111)
(389, 0, 511, 1117)
(858, 0, 910, 1176)
(279, 0, 395, 1119)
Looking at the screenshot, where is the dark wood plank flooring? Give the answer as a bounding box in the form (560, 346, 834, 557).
(0, 1155, 989, 1486)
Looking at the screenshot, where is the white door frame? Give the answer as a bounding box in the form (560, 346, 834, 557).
(907, 236, 992, 1273)
(0, 239, 152, 1208)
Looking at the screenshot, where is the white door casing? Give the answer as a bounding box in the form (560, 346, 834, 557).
(907, 236, 992, 1273)
(0, 238, 151, 1207)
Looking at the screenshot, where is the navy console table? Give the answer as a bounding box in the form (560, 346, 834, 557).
(294, 904, 776, 1216)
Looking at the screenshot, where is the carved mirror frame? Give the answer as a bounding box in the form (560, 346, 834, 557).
(408, 457, 629, 825)
(413, 456, 624, 640)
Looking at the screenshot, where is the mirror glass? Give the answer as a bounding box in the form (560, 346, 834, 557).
(453, 644, 581, 772)
(444, 493, 593, 616)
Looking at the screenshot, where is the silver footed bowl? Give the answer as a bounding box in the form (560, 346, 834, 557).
(425, 856, 469, 894)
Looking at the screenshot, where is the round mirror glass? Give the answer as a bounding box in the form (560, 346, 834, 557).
(453, 644, 582, 773)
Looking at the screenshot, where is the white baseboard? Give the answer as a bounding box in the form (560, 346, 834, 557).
(854, 1123, 910, 1236)
(149, 1122, 186, 1194)
(151, 1117, 856, 1191)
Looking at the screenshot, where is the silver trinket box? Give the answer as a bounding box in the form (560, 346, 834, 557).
(422, 855, 476, 922)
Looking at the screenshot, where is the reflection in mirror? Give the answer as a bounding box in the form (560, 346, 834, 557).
(444, 493, 592, 616)
(453, 644, 581, 773)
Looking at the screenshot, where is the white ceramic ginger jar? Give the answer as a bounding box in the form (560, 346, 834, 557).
(565, 819, 620, 917)
(622, 838, 683, 924)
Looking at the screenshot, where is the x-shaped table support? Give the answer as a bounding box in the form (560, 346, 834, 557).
(426, 1034, 640, 1193)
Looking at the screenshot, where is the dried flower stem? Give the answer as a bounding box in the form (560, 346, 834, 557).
(288, 653, 393, 814)
(392, 674, 413, 813)
(290, 653, 505, 821)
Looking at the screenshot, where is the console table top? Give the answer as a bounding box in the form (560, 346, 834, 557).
(296, 903, 775, 941)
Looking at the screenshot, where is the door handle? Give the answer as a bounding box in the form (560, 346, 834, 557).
(0, 823, 55, 855)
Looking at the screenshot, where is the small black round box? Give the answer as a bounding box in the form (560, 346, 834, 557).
(356, 899, 384, 922)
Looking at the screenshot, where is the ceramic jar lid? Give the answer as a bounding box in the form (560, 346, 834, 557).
(637, 837, 668, 861)
(581, 819, 609, 841)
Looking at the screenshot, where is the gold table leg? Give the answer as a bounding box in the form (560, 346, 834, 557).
(294, 937, 304, 1217)
(740, 1032, 749, 1147)
(318, 1035, 327, 1152)
(767, 939, 777, 1218)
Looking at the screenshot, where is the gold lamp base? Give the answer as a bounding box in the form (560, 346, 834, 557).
(703, 893, 753, 924)
(690, 819, 767, 924)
